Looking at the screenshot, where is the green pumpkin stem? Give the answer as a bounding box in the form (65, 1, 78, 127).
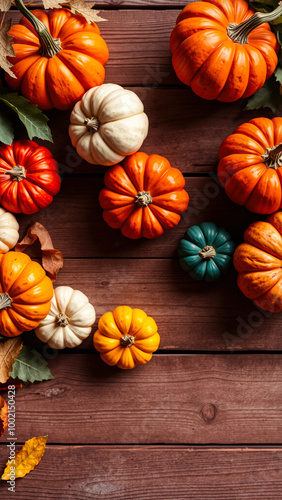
(227, 2, 282, 44)
(14, 0, 61, 57)
(198, 245, 216, 260)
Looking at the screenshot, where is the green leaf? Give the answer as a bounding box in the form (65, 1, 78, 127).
(0, 106, 14, 145)
(245, 76, 281, 112)
(0, 94, 53, 143)
(275, 65, 282, 83)
(10, 345, 54, 383)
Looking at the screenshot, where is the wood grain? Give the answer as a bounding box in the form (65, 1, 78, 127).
(1, 354, 282, 444)
(1, 445, 282, 499)
(21, 257, 282, 351)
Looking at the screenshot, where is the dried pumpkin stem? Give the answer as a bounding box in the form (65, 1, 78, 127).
(56, 313, 69, 327)
(4, 165, 26, 181)
(84, 117, 100, 133)
(0, 293, 12, 310)
(120, 334, 135, 347)
(262, 143, 282, 170)
(198, 245, 216, 260)
(14, 0, 61, 57)
(135, 191, 153, 207)
(227, 2, 282, 44)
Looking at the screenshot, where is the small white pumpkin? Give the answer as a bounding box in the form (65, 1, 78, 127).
(35, 286, 96, 349)
(0, 208, 19, 253)
(69, 83, 149, 166)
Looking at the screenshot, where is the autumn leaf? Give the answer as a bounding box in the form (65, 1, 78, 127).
(68, 0, 107, 23)
(0, 19, 16, 79)
(10, 345, 54, 383)
(2, 435, 48, 480)
(42, 0, 68, 8)
(0, 395, 8, 437)
(0, 338, 23, 384)
(0, 1, 12, 13)
(16, 222, 63, 281)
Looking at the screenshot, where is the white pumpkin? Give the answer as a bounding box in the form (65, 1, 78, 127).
(69, 83, 149, 166)
(0, 208, 19, 253)
(35, 286, 96, 349)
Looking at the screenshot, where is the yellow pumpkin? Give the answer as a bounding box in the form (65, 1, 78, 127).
(93, 306, 160, 370)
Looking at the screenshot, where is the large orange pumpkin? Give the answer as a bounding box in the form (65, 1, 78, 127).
(234, 211, 282, 312)
(0, 252, 53, 337)
(98, 152, 189, 239)
(6, 3, 109, 110)
(218, 117, 282, 214)
(170, 0, 280, 102)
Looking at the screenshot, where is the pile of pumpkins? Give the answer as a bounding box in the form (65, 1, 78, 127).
(1, 0, 282, 370)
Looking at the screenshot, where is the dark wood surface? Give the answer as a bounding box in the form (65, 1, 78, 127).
(1, 1, 282, 499)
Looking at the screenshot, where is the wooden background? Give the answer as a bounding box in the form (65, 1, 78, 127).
(1, 1, 282, 498)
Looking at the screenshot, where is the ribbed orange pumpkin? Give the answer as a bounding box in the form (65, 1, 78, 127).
(170, 0, 280, 102)
(0, 252, 53, 337)
(218, 117, 282, 214)
(99, 152, 189, 239)
(94, 306, 160, 370)
(234, 211, 282, 312)
(6, 3, 109, 110)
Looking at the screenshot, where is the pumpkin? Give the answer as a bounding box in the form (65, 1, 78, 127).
(0, 208, 19, 253)
(0, 396, 8, 437)
(218, 117, 282, 214)
(35, 286, 96, 349)
(5, 2, 109, 110)
(178, 222, 235, 282)
(234, 211, 282, 312)
(0, 251, 53, 337)
(94, 306, 160, 370)
(0, 140, 61, 214)
(170, 0, 281, 102)
(69, 84, 149, 166)
(99, 152, 189, 239)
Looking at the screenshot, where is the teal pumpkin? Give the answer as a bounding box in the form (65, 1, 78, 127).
(178, 222, 235, 282)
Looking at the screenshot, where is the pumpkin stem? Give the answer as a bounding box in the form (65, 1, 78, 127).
(135, 191, 153, 207)
(56, 313, 69, 327)
(0, 293, 12, 310)
(120, 334, 135, 347)
(84, 117, 100, 133)
(262, 143, 282, 170)
(227, 2, 282, 44)
(14, 0, 61, 57)
(198, 245, 216, 260)
(4, 165, 26, 182)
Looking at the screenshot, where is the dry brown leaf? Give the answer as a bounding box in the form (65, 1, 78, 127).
(42, 0, 67, 8)
(2, 435, 48, 480)
(0, 1, 12, 12)
(0, 19, 16, 78)
(15, 222, 63, 282)
(68, 0, 107, 23)
(0, 395, 8, 437)
(0, 338, 23, 384)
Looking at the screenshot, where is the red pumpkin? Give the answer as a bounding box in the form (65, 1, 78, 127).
(99, 152, 189, 239)
(0, 140, 61, 214)
(170, 0, 280, 102)
(218, 117, 282, 214)
(6, 7, 109, 110)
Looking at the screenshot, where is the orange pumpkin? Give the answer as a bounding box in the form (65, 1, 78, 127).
(218, 117, 282, 214)
(234, 211, 282, 312)
(0, 252, 53, 337)
(6, 3, 109, 110)
(94, 306, 160, 370)
(170, 0, 280, 102)
(99, 152, 189, 239)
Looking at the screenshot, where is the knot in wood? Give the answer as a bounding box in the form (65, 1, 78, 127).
(200, 403, 217, 424)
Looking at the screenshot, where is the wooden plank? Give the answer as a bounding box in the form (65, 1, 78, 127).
(18, 176, 259, 259)
(1, 354, 282, 444)
(1, 445, 282, 499)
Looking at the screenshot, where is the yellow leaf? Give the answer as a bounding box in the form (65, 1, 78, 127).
(1, 435, 48, 480)
(0, 337, 23, 384)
